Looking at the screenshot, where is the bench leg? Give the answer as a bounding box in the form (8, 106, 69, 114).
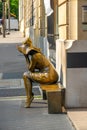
(47, 90, 62, 114)
(61, 88, 65, 106)
(42, 90, 47, 100)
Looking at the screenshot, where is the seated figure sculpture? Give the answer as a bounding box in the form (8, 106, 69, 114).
(17, 38, 59, 108)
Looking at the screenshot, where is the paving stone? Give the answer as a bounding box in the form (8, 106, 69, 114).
(0, 99, 75, 130)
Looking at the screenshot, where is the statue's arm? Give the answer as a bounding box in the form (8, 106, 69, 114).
(28, 56, 36, 72)
(24, 54, 36, 72)
(24, 55, 31, 70)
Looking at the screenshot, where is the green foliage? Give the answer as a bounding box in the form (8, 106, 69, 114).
(0, 0, 19, 19)
(10, 0, 19, 19)
(0, 2, 2, 18)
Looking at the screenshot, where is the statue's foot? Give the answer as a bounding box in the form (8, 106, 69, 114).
(24, 96, 34, 108)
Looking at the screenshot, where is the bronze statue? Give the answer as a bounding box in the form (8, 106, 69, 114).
(17, 38, 58, 108)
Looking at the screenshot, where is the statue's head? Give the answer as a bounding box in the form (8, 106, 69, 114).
(17, 38, 41, 55)
(23, 38, 32, 47)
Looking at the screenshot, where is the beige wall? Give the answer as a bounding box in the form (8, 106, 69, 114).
(58, 0, 87, 40)
(19, 0, 25, 35)
(58, 0, 68, 39)
(22, 0, 46, 39)
(58, 0, 78, 40)
(78, 0, 87, 40)
(66, 40, 87, 107)
(68, 0, 78, 40)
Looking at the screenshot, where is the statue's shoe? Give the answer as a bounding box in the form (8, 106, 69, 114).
(24, 96, 34, 108)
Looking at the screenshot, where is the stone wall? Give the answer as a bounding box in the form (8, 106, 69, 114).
(56, 39, 87, 108)
(66, 40, 87, 107)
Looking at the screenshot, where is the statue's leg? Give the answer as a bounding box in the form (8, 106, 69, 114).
(23, 72, 34, 108)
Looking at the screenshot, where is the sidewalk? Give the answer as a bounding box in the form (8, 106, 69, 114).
(67, 108, 87, 130)
(0, 30, 26, 44)
(0, 30, 87, 130)
(0, 98, 75, 130)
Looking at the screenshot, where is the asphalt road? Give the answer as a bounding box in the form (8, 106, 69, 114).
(0, 43, 40, 97)
(0, 43, 27, 79)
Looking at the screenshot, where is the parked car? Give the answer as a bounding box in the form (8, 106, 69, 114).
(6, 17, 19, 31)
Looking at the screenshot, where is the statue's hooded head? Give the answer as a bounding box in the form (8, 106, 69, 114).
(17, 38, 41, 55)
(23, 37, 32, 47)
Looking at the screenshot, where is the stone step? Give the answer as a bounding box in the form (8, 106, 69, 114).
(0, 87, 40, 97)
(0, 79, 41, 97)
(0, 79, 24, 89)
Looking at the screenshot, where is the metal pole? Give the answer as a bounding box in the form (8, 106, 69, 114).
(2, 1, 6, 37)
(8, 0, 10, 33)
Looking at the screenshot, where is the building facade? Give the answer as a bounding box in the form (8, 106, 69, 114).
(58, 0, 87, 40)
(19, 0, 87, 41)
(19, 0, 87, 108)
(19, 0, 58, 47)
(57, 0, 87, 108)
(19, 0, 46, 45)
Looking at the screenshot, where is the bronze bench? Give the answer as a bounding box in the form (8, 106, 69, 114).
(40, 83, 66, 114)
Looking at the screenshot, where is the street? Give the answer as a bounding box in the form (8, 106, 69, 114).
(0, 43, 26, 79)
(0, 31, 40, 97)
